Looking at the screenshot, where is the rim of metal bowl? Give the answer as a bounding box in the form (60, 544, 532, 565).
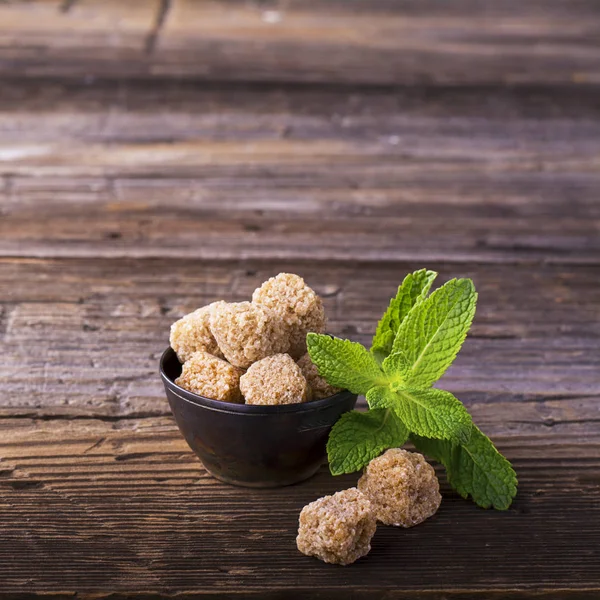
(160, 346, 355, 416)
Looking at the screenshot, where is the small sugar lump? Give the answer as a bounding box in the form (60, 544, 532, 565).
(170, 302, 225, 362)
(296, 488, 376, 565)
(209, 301, 289, 369)
(297, 353, 341, 399)
(240, 353, 309, 405)
(252, 273, 326, 359)
(358, 448, 441, 527)
(175, 350, 243, 403)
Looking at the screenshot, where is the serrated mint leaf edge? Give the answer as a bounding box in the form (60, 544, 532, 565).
(393, 278, 477, 388)
(410, 428, 518, 510)
(371, 269, 437, 357)
(367, 386, 472, 444)
(306, 333, 387, 395)
(455, 427, 518, 509)
(326, 408, 409, 475)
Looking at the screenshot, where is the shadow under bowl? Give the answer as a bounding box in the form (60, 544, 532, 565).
(160, 347, 358, 488)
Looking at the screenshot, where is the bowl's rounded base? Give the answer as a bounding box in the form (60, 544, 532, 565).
(204, 462, 323, 488)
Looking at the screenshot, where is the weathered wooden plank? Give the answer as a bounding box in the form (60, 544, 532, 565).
(3, 196, 599, 263)
(155, 0, 600, 85)
(0, 417, 599, 597)
(0, 0, 157, 59)
(3, 80, 600, 137)
(1, 258, 598, 419)
(0, 0, 599, 85)
(1, 82, 599, 264)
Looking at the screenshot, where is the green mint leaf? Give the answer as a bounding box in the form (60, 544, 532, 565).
(327, 408, 409, 475)
(371, 334, 394, 364)
(382, 350, 410, 380)
(307, 333, 386, 395)
(371, 269, 437, 361)
(393, 278, 477, 388)
(411, 426, 518, 510)
(366, 386, 472, 443)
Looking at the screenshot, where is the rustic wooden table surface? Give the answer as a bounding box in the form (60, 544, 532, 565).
(1, 1, 599, 598)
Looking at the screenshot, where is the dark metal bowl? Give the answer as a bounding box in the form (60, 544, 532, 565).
(159, 347, 357, 488)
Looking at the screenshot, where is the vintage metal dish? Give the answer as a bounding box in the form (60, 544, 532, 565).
(160, 347, 357, 487)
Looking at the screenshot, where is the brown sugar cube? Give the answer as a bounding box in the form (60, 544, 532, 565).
(240, 353, 309, 406)
(170, 302, 225, 362)
(252, 273, 326, 359)
(358, 448, 441, 527)
(209, 301, 289, 369)
(296, 488, 376, 565)
(297, 353, 341, 399)
(175, 350, 243, 404)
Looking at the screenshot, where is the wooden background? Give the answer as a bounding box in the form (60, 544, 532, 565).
(1, 1, 599, 598)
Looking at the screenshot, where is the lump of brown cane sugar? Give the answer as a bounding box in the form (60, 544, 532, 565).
(297, 353, 341, 399)
(296, 488, 376, 565)
(357, 448, 441, 527)
(209, 301, 289, 369)
(170, 302, 225, 362)
(252, 273, 325, 359)
(240, 353, 309, 405)
(175, 351, 243, 403)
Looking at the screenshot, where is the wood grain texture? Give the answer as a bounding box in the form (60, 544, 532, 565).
(1, 415, 599, 598)
(0, 41, 598, 597)
(0, 0, 599, 85)
(1, 81, 599, 264)
(1, 258, 599, 419)
(0, 253, 598, 596)
(1, 254, 598, 598)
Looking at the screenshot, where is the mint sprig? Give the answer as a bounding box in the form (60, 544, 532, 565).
(307, 270, 517, 510)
